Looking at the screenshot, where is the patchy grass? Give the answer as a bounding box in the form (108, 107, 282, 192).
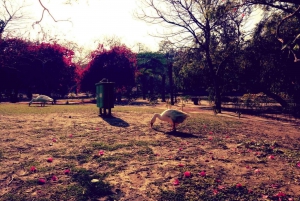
(0, 103, 300, 200)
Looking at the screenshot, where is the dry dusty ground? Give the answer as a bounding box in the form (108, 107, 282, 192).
(0, 100, 300, 200)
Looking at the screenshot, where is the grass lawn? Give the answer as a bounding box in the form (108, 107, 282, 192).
(0, 102, 300, 201)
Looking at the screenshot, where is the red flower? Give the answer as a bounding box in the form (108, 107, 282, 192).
(99, 150, 104, 155)
(173, 178, 180, 185)
(254, 169, 261, 174)
(51, 175, 58, 181)
(275, 192, 286, 197)
(69, 134, 73, 138)
(213, 189, 218, 195)
(38, 178, 46, 185)
(179, 147, 183, 151)
(199, 171, 206, 177)
(184, 171, 191, 177)
(296, 162, 300, 168)
(268, 155, 275, 160)
(30, 166, 37, 172)
(64, 169, 71, 174)
(52, 138, 57, 142)
(47, 157, 53, 163)
(154, 153, 160, 156)
(208, 137, 213, 140)
(209, 131, 213, 135)
(236, 183, 242, 188)
(178, 163, 184, 167)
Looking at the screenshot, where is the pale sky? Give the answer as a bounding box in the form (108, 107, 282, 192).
(3, 0, 262, 55)
(5, 0, 162, 52)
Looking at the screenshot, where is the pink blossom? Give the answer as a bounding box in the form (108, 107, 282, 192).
(173, 178, 180, 185)
(254, 169, 261, 174)
(236, 183, 242, 188)
(275, 192, 286, 197)
(209, 131, 213, 135)
(38, 178, 46, 185)
(52, 138, 57, 142)
(64, 169, 71, 174)
(199, 171, 206, 177)
(99, 150, 104, 155)
(179, 147, 183, 151)
(296, 162, 300, 168)
(51, 175, 58, 181)
(268, 155, 275, 160)
(47, 157, 53, 163)
(184, 171, 191, 177)
(69, 134, 73, 138)
(178, 163, 184, 167)
(30, 166, 37, 172)
(213, 189, 218, 195)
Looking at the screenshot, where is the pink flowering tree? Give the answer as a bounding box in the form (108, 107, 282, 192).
(80, 44, 137, 96)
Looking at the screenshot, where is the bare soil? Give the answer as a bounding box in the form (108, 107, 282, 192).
(0, 100, 300, 200)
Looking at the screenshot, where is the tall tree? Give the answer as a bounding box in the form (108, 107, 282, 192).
(137, 52, 167, 101)
(244, 0, 300, 62)
(136, 0, 250, 112)
(80, 44, 137, 95)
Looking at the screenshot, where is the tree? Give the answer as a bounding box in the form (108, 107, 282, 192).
(0, 0, 30, 40)
(240, 12, 300, 112)
(137, 52, 167, 101)
(136, 0, 250, 112)
(244, 0, 300, 62)
(0, 38, 79, 101)
(80, 44, 137, 95)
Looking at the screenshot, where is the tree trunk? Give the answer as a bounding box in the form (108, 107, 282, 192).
(262, 90, 288, 108)
(142, 76, 147, 100)
(214, 77, 222, 113)
(168, 62, 174, 105)
(161, 74, 166, 102)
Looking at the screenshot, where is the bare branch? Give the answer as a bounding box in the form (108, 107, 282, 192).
(33, 0, 72, 27)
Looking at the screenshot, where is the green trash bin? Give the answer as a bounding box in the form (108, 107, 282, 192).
(95, 80, 115, 116)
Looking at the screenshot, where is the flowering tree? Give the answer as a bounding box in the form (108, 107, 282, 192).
(80, 45, 137, 95)
(0, 38, 79, 101)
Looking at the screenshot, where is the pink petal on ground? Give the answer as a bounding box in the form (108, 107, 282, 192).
(47, 157, 53, 163)
(30, 166, 37, 172)
(184, 171, 191, 177)
(199, 171, 206, 177)
(268, 155, 275, 160)
(99, 150, 104, 155)
(64, 169, 71, 174)
(173, 179, 180, 185)
(52, 138, 57, 142)
(178, 163, 184, 167)
(254, 169, 261, 174)
(38, 178, 46, 185)
(51, 175, 58, 181)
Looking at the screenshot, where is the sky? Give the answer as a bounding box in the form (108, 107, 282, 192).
(5, 0, 163, 52)
(3, 0, 262, 54)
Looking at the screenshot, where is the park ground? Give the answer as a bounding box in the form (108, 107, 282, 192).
(0, 99, 300, 200)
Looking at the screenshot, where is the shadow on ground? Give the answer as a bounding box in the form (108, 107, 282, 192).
(99, 115, 130, 127)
